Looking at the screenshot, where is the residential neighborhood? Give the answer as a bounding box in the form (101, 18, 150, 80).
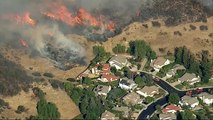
(72, 42, 213, 120)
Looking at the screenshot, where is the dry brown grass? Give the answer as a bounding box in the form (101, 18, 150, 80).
(0, 83, 80, 119)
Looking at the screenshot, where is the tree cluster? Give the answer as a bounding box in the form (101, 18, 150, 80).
(112, 44, 126, 54)
(174, 47, 213, 83)
(128, 40, 156, 61)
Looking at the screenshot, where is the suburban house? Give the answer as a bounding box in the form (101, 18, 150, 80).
(178, 73, 201, 85)
(159, 113, 176, 120)
(119, 78, 138, 90)
(109, 55, 130, 70)
(93, 85, 111, 97)
(112, 106, 130, 118)
(136, 86, 159, 97)
(101, 64, 111, 75)
(122, 92, 143, 105)
(162, 104, 182, 113)
(180, 95, 199, 108)
(151, 57, 170, 71)
(166, 64, 185, 78)
(101, 111, 118, 120)
(98, 74, 119, 82)
(198, 92, 213, 105)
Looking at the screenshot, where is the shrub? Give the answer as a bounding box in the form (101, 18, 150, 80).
(189, 24, 196, 30)
(32, 72, 41, 77)
(43, 72, 54, 78)
(16, 105, 26, 114)
(152, 21, 161, 27)
(200, 25, 208, 31)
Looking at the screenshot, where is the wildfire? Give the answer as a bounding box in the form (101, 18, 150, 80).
(19, 39, 29, 48)
(3, 12, 37, 26)
(43, 4, 116, 31)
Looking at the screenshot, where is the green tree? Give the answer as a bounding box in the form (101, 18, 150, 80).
(168, 93, 180, 105)
(200, 51, 213, 83)
(110, 66, 117, 74)
(112, 44, 126, 54)
(144, 96, 154, 104)
(82, 77, 92, 85)
(64, 82, 74, 95)
(182, 47, 190, 69)
(134, 76, 145, 87)
(174, 47, 183, 64)
(181, 110, 195, 120)
(155, 105, 161, 112)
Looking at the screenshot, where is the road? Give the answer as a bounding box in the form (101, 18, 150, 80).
(137, 72, 213, 120)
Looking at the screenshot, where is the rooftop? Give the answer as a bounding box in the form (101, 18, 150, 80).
(159, 113, 176, 120)
(162, 104, 181, 113)
(153, 57, 167, 66)
(101, 111, 117, 120)
(138, 86, 159, 95)
(123, 92, 142, 105)
(182, 95, 199, 105)
(178, 73, 199, 82)
(109, 55, 127, 64)
(120, 77, 135, 86)
(198, 92, 213, 99)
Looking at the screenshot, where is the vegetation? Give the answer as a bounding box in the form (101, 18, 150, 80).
(43, 72, 54, 78)
(174, 47, 213, 83)
(112, 44, 126, 54)
(91, 46, 111, 66)
(0, 54, 34, 96)
(128, 40, 156, 61)
(144, 96, 154, 104)
(31, 88, 60, 119)
(181, 110, 195, 120)
(157, 63, 176, 77)
(16, 105, 27, 114)
(107, 88, 127, 101)
(134, 76, 146, 88)
(168, 93, 180, 105)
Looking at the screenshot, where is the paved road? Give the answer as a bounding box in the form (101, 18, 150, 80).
(137, 72, 213, 120)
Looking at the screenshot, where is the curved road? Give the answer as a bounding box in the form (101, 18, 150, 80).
(138, 72, 213, 119)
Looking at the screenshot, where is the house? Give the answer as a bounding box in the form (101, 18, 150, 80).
(162, 104, 181, 113)
(98, 74, 119, 82)
(109, 55, 130, 70)
(136, 86, 159, 97)
(93, 85, 111, 97)
(101, 64, 111, 75)
(178, 73, 201, 85)
(151, 57, 170, 71)
(180, 95, 199, 108)
(119, 78, 138, 90)
(101, 111, 118, 120)
(166, 64, 185, 78)
(122, 92, 143, 105)
(159, 113, 176, 120)
(112, 106, 130, 118)
(198, 92, 213, 105)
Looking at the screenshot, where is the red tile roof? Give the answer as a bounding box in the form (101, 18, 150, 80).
(101, 64, 111, 74)
(162, 104, 181, 113)
(101, 74, 119, 82)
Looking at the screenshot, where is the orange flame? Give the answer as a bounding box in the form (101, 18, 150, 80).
(2, 12, 36, 26)
(19, 39, 29, 48)
(43, 4, 116, 31)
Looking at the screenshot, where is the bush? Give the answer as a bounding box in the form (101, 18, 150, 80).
(189, 24, 196, 30)
(200, 25, 208, 31)
(32, 72, 41, 77)
(43, 72, 54, 78)
(49, 80, 64, 89)
(16, 105, 26, 114)
(112, 44, 126, 54)
(144, 96, 154, 104)
(152, 21, 161, 27)
(174, 31, 182, 36)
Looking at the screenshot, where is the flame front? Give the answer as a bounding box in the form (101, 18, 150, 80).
(43, 3, 116, 31)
